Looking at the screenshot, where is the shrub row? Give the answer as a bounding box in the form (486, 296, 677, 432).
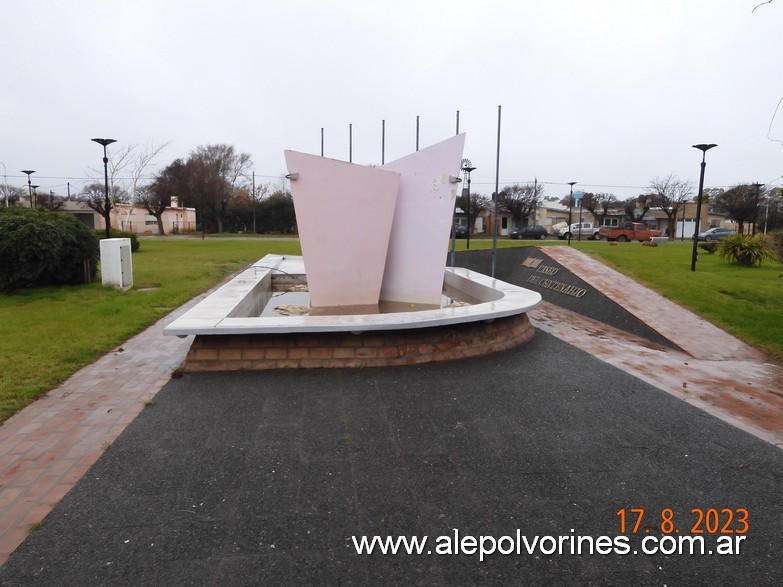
(0, 208, 99, 292)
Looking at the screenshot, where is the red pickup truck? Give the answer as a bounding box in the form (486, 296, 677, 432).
(598, 222, 662, 242)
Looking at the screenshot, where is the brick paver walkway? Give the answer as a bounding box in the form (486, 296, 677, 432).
(535, 247, 783, 447)
(0, 296, 198, 564)
(1, 247, 781, 565)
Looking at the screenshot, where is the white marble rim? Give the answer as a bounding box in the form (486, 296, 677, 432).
(163, 255, 542, 336)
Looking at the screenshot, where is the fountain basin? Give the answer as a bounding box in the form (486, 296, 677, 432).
(164, 254, 542, 371)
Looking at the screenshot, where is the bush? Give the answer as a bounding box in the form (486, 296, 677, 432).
(0, 207, 99, 292)
(94, 228, 140, 252)
(699, 241, 718, 254)
(717, 234, 775, 267)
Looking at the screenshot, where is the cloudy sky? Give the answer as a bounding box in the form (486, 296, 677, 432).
(2, 0, 781, 201)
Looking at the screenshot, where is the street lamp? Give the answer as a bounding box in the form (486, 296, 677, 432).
(690, 143, 717, 272)
(91, 138, 117, 238)
(462, 161, 476, 250)
(21, 170, 35, 208)
(751, 182, 764, 236)
(567, 182, 577, 245)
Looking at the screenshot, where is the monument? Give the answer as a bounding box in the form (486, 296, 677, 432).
(164, 135, 542, 371)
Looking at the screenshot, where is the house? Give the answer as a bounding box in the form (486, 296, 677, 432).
(58, 197, 196, 235)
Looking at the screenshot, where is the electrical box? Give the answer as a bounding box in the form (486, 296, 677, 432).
(100, 238, 133, 290)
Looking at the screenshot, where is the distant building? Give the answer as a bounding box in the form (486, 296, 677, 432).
(57, 197, 196, 235)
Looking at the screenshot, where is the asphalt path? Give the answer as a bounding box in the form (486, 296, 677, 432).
(1, 248, 781, 585)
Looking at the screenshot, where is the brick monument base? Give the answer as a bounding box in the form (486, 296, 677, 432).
(182, 312, 535, 372)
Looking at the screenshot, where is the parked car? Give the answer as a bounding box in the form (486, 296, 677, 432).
(452, 224, 468, 238)
(697, 227, 736, 241)
(598, 223, 662, 242)
(509, 225, 548, 240)
(552, 221, 600, 240)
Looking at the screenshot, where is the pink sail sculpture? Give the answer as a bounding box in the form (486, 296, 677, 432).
(381, 133, 466, 305)
(284, 150, 400, 308)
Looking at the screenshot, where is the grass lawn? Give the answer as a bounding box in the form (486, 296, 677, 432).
(568, 239, 783, 360)
(0, 236, 780, 423)
(0, 238, 301, 422)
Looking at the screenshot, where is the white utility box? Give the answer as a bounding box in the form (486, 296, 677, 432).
(100, 238, 133, 290)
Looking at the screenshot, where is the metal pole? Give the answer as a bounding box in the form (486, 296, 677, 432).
(349, 123, 352, 163)
(533, 176, 538, 226)
(381, 120, 385, 165)
(764, 199, 769, 235)
(491, 105, 502, 278)
(92, 138, 117, 239)
(103, 149, 111, 237)
(466, 170, 472, 250)
(21, 170, 35, 209)
(690, 144, 716, 271)
(691, 159, 706, 271)
(416, 115, 419, 151)
(252, 171, 256, 234)
(567, 182, 577, 246)
(751, 182, 764, 236)
(320, 127, 324, 157)
(450, 212, 457, 268)
(456, 110, 459, 135)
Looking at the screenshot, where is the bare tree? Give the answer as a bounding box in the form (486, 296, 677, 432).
(135, 184, 167, 235)
(89, 141, 170, 228)
(455, 192, 490, 234)
(620, 194, 655, 223)
(37, 191, 65, 211)
(498, 183, 542, 227)
(80, 182, 111, 217)
(648, 174, 693, 238)
(581, 192, 618, 227)
(0, 184, 23, 206)
(79, 182, 128, 221)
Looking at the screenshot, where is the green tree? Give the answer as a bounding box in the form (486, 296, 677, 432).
(257, 190, 296, 233)
(712, 184, 758, 233)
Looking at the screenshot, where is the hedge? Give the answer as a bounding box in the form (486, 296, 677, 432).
(0, 207, 99, 292)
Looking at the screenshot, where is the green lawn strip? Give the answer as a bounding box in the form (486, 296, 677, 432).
(570, 240, 783, 359)
(0, 239, 301, 422)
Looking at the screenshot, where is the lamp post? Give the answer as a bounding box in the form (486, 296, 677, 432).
(567, 182, 577, 245)
(462, 161, 476, 250)
(690, 143, 717, 272)
(751, 182, 764, 236)
(91, 138, 117, 238)
(21, 170, 35, 208)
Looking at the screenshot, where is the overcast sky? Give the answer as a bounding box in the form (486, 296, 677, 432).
(2, 0, 782, 201)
